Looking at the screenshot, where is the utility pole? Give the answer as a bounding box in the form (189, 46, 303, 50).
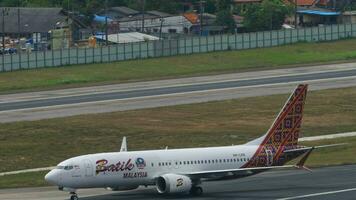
(2, 8, 9, 51)
(199, 0, 204, 36)
(159, 18, 164, 39)
(105, 0, 109, 46)
(17, 0, 20, 41)
(141, 0, 145, 32)
(295, 0, 298, 28)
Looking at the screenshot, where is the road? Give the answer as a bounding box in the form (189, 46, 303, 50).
(0, 165, 355, 200)
(1, 63, 356, 122)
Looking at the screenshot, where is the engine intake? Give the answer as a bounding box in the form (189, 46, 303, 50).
(156, 174, 192, 194)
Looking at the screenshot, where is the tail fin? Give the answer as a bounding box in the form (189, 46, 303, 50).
(244, 84, 308, 167)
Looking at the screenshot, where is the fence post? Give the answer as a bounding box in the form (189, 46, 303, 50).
(2, 53, 4, 72)
(337, 24, 340, 39)
(331, 25, 334, 40)
(84, 48, 87, 64)
(324, 25, 327, 40)
(147, 41, 149, 57)
(169, 40, 172, 56)
(19, 51, 22, 70)
(277, 30, 279, 46)
(270, 30, 272, 47)
(220, 34, 223, 50)
(131, 42, 134, 59)
(76, 47, 79, 64)
(90, 47, 94, 63)
(43, 50, 46, 67)
(255, 32, 258, 47)
(139, 42, 142, 59)
(290, 29, 292, 44)
(35, 50, 38, 68)
(249, 32, 251, 48)
(262, 31, 265, 47)
(27, 52, 30, 69)
(108, 45, 111, 61)
(317, 26, 320, 41)
(235, 32, 238, 49)
(100, 45, 103, 63)
(68, 47, 70, 65)
(352, 23, 354, 37)
(123, 43, 126, 60)
(116, 44, 119, 61)
(213, 35, 216, 51)
(191, 37, 194, 53)
(198, 36, 201, 53)
(10, 53, 13, 71)
(184, 37, 187, 54)
(52, 49, 54, 67)
(60, 48, 63, 66)
(205, 35, 208, 52)
(284, 28, 286, 45)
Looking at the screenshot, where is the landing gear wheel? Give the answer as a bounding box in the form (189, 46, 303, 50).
(190, 186, 203, 196)
(70, 192, 79, 200)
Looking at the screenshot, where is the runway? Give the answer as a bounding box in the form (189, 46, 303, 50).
(1, 63, 356, 122)
(0, 165, 355, 200)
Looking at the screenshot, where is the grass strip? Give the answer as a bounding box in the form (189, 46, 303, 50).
(1, 39, 356, 93)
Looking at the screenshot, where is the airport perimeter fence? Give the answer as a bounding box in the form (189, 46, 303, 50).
(1, 23, 356, 72)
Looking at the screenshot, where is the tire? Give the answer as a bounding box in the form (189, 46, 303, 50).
(70, 195, 79, 200)
(190, 186, 203, 196)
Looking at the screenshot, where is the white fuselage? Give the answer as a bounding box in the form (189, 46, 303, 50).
(45, 144, 258, 189)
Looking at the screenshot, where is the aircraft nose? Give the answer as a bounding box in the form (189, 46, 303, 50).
(45, 170, 58, 185)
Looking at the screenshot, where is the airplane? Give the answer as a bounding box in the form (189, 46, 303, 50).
(45, 84, 338, 200)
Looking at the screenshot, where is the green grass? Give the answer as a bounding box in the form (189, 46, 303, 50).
(0, 86, 356, 188)
(0, 86, 356, 174)
(2, 39, 356, 93)
(0, 172, 48, 189)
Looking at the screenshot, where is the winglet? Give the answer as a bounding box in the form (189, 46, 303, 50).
(295, 147, 314, 172)
(120, 136, 127, 152)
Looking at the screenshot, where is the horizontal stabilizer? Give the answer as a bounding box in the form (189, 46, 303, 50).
(283, 143, 347, 153)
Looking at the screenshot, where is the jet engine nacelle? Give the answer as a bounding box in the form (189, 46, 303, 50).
(156, 174, 192, 194)
(106, 185, 139, 191)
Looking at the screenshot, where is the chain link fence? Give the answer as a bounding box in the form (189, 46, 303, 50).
(1, 23, 356, 72)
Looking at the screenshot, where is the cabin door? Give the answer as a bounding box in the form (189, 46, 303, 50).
(84, 160, 94, 177)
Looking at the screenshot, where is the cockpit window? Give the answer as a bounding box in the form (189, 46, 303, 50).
(57, 165, 74, 170)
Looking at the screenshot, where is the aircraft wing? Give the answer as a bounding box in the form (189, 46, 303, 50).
(183, 145, 320, 179)
(183, 164, 297, 178)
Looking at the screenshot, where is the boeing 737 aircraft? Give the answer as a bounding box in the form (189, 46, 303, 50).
(45, 84, 334, 200)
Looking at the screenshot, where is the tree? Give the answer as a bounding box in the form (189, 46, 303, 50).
(243, 0, 292, 32)
(215, 0, 235, 33)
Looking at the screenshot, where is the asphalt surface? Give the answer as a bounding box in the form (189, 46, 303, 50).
(1, 68, 356, 112)
(1, 63, 356, 122)
(0, 165, 355, 200)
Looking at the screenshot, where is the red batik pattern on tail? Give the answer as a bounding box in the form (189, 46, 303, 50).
(243, 84, 308, 168)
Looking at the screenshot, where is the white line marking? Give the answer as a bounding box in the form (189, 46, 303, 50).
(276, 188, 356, 200)
(0, 67, 355, 104)
(0, 167, 55, 176)
(1, 75, 356, 114)
(300, 132, 356, 141)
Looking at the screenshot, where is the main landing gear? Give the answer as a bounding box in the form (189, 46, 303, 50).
(190, 186, 203, 196)
(70, 192, 79, 200)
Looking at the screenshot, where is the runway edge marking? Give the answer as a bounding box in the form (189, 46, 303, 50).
(276, 187, 356, 200)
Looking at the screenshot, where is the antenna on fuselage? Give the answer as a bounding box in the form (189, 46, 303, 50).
(120, 136, 127, 152)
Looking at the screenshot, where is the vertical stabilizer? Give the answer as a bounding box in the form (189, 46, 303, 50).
(244, 84, 308, 167)
(120, 136, 127, 152)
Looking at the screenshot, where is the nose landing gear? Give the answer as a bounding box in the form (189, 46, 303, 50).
(70, 192, 79, 200)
